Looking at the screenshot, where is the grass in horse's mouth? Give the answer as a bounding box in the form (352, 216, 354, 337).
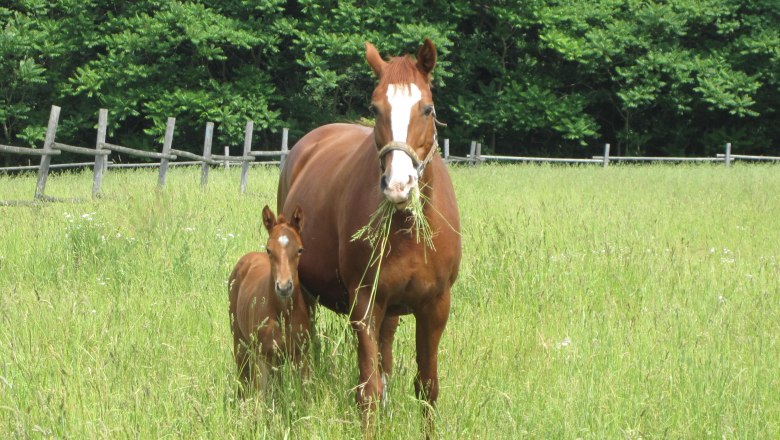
(351, 186, 434, 250)
(350, 186, 435, 321)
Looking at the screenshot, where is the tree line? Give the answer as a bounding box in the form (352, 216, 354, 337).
(2, 0, 778, 166)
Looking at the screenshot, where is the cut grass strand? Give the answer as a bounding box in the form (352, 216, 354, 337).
(350, 187, 435, 323)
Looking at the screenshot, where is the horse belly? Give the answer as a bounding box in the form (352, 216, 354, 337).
(279, 124, 373, 314)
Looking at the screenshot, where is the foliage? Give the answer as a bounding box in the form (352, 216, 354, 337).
(1, 0, 778, 166)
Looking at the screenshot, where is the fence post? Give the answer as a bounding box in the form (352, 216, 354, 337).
(725, 142, 732, 167)
(279, 128, 289, 170)
(443, 138, 449, 160)
(35, 105, 61, 200)
(469, 141, 476, 166)
(475, 142, 482, 166)
(201, 122, 214, 189)
(240, 120, 253, 194)
(92, 109, 108, 198)
(603, 143, 611, 168)
(158, 117, 175, 188)
(224, 147, 229, 169)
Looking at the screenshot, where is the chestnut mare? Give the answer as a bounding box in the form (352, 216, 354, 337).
(277, 39, 461, 421)
(228, 205, 308, 392)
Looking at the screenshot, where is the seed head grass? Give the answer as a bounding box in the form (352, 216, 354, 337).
(1, 163, 779, 438)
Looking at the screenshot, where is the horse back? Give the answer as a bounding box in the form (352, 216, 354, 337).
(278, 123, 373, 211)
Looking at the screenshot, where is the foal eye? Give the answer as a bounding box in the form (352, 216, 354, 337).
(368, 104, 379, 115)
(423, 105, 434, 116)
(297, 248, 304, 255)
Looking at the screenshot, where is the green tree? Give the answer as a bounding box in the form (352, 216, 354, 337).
(1, 0, 778, 166)
(533, 0, 779, 155)
(66, 0, 286, 152)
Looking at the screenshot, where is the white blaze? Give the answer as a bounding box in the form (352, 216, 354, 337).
(386, 84, 422, 142)
(383, 83, 421, 205)
(278, 235, 289, 246)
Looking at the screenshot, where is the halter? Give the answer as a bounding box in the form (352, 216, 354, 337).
(377, 110, 444, 178)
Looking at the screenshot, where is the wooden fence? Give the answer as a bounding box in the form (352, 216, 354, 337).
(0, 105, 288, 206)
(446, 141, 779, 167)
(3, 106, 777, 205)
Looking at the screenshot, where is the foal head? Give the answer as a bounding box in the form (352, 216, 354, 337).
(261, 205, 304, 300)
(366, 39, 438, 209)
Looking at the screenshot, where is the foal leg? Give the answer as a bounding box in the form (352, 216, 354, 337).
(231, 312, 253, 397)
(234, 340, 252, 397)
(414, 289, 451, 433)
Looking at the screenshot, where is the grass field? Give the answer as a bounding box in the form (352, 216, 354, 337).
(1, 163, 779, 438)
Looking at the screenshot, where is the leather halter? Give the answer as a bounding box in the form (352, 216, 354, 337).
(377, 115, 440, 178)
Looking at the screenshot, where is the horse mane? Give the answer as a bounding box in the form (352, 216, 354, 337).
(379, 56, 428, 86)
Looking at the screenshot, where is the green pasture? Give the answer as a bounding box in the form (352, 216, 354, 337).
(1, 164, 779, 438)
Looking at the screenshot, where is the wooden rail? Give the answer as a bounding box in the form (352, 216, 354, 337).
(1, 105, 293, 204)
(4, 106, 777, 206)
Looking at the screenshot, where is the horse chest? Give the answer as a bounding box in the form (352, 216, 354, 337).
(375, 245, 444, 306)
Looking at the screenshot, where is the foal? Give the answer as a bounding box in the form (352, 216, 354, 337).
(228, 205, 308, 392)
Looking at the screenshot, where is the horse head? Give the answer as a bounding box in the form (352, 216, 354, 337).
(365, 39, 438, 210)
(261, 205, 304, 299)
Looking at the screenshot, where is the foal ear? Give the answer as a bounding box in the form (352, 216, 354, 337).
(416, 38, 437, 76)
(290, 205, 304, 233)
(261, 205, 276, 234)
(365, 42, 387, 77)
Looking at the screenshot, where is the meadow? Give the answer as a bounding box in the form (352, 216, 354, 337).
(1, 163, 779, 438)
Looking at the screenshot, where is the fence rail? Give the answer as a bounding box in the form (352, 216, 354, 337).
(716, 153, 780, 161)
(445, 141, 779, 167)
(0, 105, 291, 206)
(0, 144, 62, 156)
(3, 106, 778, 206)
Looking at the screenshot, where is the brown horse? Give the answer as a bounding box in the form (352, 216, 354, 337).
(228, 205, 308, 393)
(277, 39, 461, 422)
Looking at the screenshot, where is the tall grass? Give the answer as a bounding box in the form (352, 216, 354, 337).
(1, 164, 779, 438)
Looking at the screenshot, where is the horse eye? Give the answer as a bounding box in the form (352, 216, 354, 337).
(265, 247, 271, 255)
(423, 105, 434, 116)
(298, 247, 304, 255)
(368, 104, 378, 115)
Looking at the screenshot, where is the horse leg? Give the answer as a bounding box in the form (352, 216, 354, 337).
(234, 340, 252, 397)
(378, 315, 399, 404)
(253, 355, 272, 394)
(231, 311, 253, 397)
(414, 289, 451, 433)
(350, 293, 386, 419)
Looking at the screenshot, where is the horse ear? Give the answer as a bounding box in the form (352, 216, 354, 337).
(290, 205, 304, 233)
(261, 205, 276, 234)
(365, 42, 387, 77)
(416, 38, 437, 76)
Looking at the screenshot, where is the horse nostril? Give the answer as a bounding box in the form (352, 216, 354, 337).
(380, 175, 389, 191)
(275, 280, 293, 296)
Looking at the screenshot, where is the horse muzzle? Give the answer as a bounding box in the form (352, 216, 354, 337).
(275, 279, 294, 299)
(381, 173, 415, 207)
(379, 142, 420, 209)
